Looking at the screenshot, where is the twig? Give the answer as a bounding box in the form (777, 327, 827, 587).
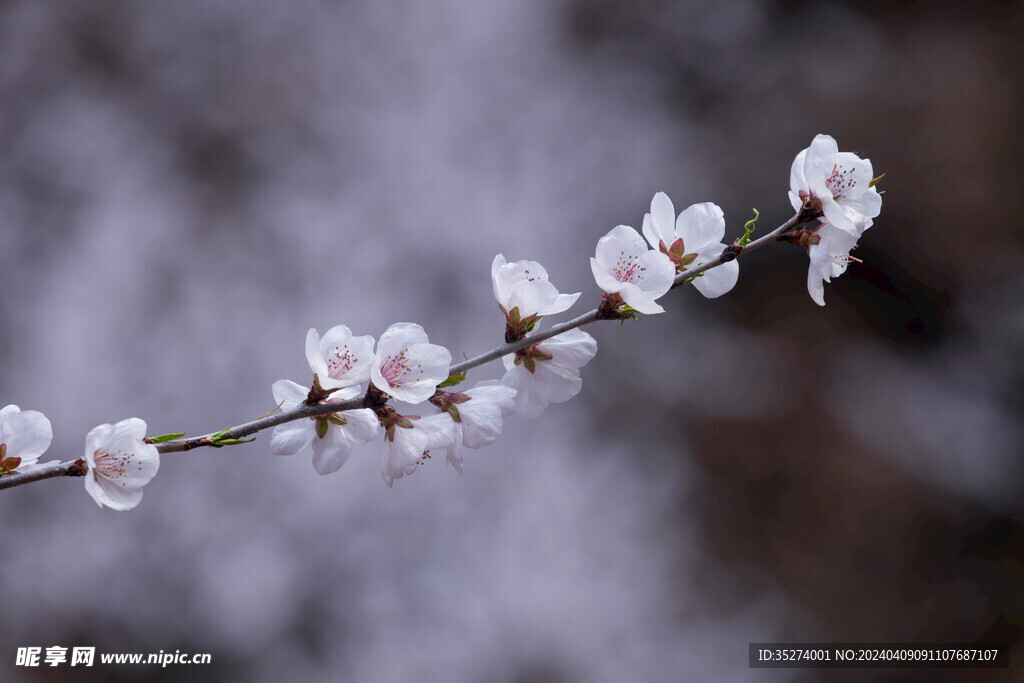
(0, 212, 801, 492)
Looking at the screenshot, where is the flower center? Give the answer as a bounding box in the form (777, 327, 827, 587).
(381, 349, 422, 386)
(326, 345, 357, 380)
(94, 449, 130, 481)
(825, 162, 858, 202)
(611, 251, 645, 284)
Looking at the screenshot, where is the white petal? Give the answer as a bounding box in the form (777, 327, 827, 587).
(619, 283, 665, 315)
(86, 472, 144, 511)
(459, 382, 515, 449)
(807, 265, 827, 306)
(633, 249, 675, 296)
(491, 253, 509, 306)
(464, 381, 517, 410)
(508, 279, 561, 317)
(789, 147, 810, 201)
(381, 426, 428, 487)
(595, 225, 648, 270)
(545, 292, 581, 316)
(590, 256, 626, 295)
(304, 328, 329, 380)
(106, 417, 148, 446)
(343, 409, 381, 444)
(272, 379, 308, 410)
(808, 134, 839, 162)
(311, 424, 353, 475)
(690, 249, 739, 298)
(501, 365, 549, 419)
(788, 189, 804, 214)
(376, 322, 429, 358)
(446, 442, 464, 475)
(532, 361, 584, 405)
(0, 408, 52, 463)
(540, 329, 598, 369)
(642, 192, 676, 249)
(459, 401, 505, 449)
(269, 420, 314, 456)
(84, 423, 115, 465)
(675, 202, 725, 251)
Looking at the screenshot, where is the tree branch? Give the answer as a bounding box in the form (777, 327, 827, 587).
(0, 212, 801, 492)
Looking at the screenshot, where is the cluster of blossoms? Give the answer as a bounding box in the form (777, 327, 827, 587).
(0, 405, 159, 510)
(268, 280, 590, 486)
(789, 134, 883, 305)
(0, 134, 881, 508)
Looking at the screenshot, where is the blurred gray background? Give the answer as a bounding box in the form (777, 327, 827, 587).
(0, 1, 1021, 681)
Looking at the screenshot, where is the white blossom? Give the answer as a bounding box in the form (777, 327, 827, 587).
(370, 323, 452, 404)
(0, 404, 53, 475)
(790, 134, 882, 234)
(433, 380, 517, 474)
(501, 328, 598, 418)
(269, 379, 379, 475)
(491, 254, 580, 320)
(304, 325, 374, 391)
(84, 417, 160, 511)
(381, 413, 458, 487)
(641, 192, 738, 298)
(806, 219, 871, 306)
(590, 225, 675, 314)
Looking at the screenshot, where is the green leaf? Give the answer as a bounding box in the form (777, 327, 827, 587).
(211, 437, 256, 447)
(868, 172, 885, 188)
(148, 432, 186, 444)
(438, 371, 467, 388)
(209, 426, 233, 441)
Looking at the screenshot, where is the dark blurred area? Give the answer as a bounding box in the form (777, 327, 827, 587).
(0, 1, 1021, 681)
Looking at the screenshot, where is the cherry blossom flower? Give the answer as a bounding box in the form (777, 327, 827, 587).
(430, 380, 517, 474)
(370, 323, 452, 404)
(492, 255, 580, 318)
(789, 134, 882, 234)
(806, 219, 871, 306)
(0, 404, 53, 475)
(304, 325, 374, 391)
(269, 379, 379, 475)
(83, 417, 159, 511)
(501, 328, 598, 418)
(380, 412, 458, 487)
(492, 255, 580, 340)
(590, 225, 675, 314)
(641, 192, 739, 298)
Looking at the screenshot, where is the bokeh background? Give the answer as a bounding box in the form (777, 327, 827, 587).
(0, 1, 1021, 681)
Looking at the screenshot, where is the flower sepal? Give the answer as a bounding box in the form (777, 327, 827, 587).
(429, 390, 472, 422)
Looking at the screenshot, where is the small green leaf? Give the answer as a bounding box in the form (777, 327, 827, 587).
(868, 172, 885, 188)
(212, 437, 256, 447)
(438, 371, 467, 388)
(315, 418, 328, 439)
(148, 432, 186, 444)
(327, 414, 348, 426)
(209, 426, 233, 441)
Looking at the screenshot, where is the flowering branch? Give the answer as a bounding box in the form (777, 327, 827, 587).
(0, 134, 884, 505)
(0, 212, 802, 493)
